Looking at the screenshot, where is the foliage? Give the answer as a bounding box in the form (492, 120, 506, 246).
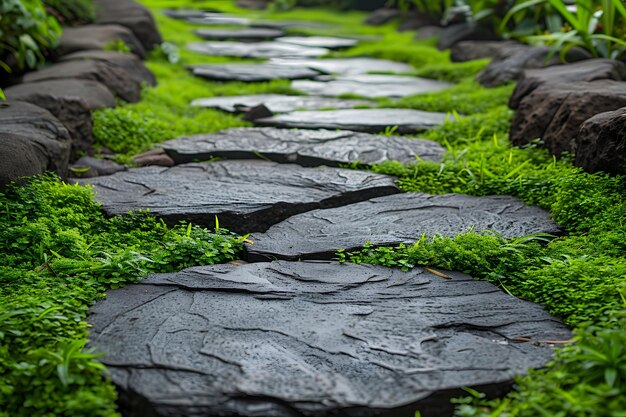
(0, 175, 246, 416)
(43, 0, 95, 25)
(0, 0, 61, 73)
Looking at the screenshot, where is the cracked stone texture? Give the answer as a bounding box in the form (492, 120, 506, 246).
(59, 50, 156, 86)
(0, 101, 71, 186)
(194, 28, 285, 41)
(189, 64, 322, 82)
(88, 260, 571, 417)
(510, 80, 626, 155)
(292, 74, 453, 98)
(161, 127, 445, 166)
(78, 161, 398, 233)
(191, 94, 373, 112)
(270, 57, 413, 75)
(57, 24, 147, 59)
(187, 41, 329, 59)
(21, 59, 142, 102)
(255, 109, 449, 134)
(247, 193, 560, 261)
(276, 36, 358, 49)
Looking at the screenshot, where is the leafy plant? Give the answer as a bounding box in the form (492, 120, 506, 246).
(43, 0, 95, 25)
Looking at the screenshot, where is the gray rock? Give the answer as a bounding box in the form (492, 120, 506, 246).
(70, 156, 126, 178)
(292, 74, 453, 98)
(510, 80, 626, 155)
(276, 36, 358, 50)
(5, 79, 116, 155)
(132, 149, 175, 167)
(247, 193, 560, 260)
(477, 45, 592, 87)
(57, 24, 147, 59)
(450, 40, 527, 63)
(187, 41, 329, 59)
(88, 260, 571, 417)
(415, 26, 443, 40)
(575, 107, 626, 175)
(161, 127, 445, 166)
(237, 0, 270, 9)
(0, 101, 71, 185)
(93, 0, 162, 51)
(21, 59, 141, 102)
(78, 161, 399, 233)
(186, 15, 252, 26)
(509, 59, 626, 109)
(365, 8, 402, 25)
(437, 23, 499, 50)
(255, 108, 449, 134)
(59, 50, 156, 86)
(194, 28, 285, 41)
(270, 57, 414, 75)
(162, 9, 222, 19)
(191, 94, 373, 113)
(189, 63, 322, 82)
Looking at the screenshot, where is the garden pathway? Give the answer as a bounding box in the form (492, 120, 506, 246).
(83, 10, 571, 417)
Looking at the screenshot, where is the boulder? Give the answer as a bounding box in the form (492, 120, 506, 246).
(476, 45, 592, 87)
(365, 8, 402, 25)
(415, 26, 443, 40)
(437, 23, 499, 51)
(450, 40, 526, 62)
(93, 0, 162, 51)
(88, 260, 570, 417)
(59, 50, 156, 86)
(397, 12, 438, 31)
(0, 101, 72, 185)
(70, 156, 126, 178)
(510, 80, 626, 155)
(509, 59, 626, 109)
(575, 107, 626, 175)
(5, 79, 116, 155)
(21, 59, 142, 102)
(57, 24, 147, 59)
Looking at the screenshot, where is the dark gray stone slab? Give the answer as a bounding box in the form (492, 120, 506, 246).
(186, 15, 252, 26)
(575, 107, 626, 175)
(188, 41, 329, 59)
(57, 24, 147, 59)
(293, 74, 453, 98)
(191, 94, 373, 112)
(59, 50, 156, 86)
(161, 127, 445, 166)
(189, 64, 322, 82)
(247, 193, 561, 260)
(194, 28, 285, 41)
(88, 260, 571, 417)
(276, 36, 358, 49)
(162, 9, 222, 20)
(255, 108, 449, 134)
(270, 57, 414, 75)
(93, 0, 162, 51)
(78, 161, 398, 233)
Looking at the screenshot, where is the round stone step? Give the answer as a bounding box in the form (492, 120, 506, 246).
(161, 127, 445, 166)
(191, 94, 373, 112)
(246, 193, 561, 261)
(88, 260, 571, 417)
(270, 57, 414, 75)
(276, 36, 358, 49)
(292, 74, 453, 98)
(194, 27, 285, 41)
(77, 160, 399, 233)
(189, 64, 322, 82)
(187, 41, 329, 59)
(255, 108, 449, 134)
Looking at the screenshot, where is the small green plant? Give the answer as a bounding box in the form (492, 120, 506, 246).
(103, 39, 131, 53)
(43, 0, 95, 25)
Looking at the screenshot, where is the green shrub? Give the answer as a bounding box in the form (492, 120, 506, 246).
(43, 0, 95, 25)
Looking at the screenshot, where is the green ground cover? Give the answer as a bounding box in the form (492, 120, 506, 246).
(1, 1, 625, 416)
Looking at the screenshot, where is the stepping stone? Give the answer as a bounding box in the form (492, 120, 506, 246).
(88, 260, 571, 417)
(276, 36, 358, 49)
(161, 127, 445, 166)
(194, 28, 285, 41)
(293, 74, 453, 98)
(191, 94, 373, 112)
(78, 161, 398, 233)
(162, 9, 222, 20)
(186, 15, 252, 26)
(270, 57, 413, 75)
(247, 193, 561, 260)
(189, 64, 322, 82)
(188, 41, 329, 59)
(255, 108, 449, 134)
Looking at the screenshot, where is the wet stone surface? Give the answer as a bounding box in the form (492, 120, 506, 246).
(187, 41, 329, 58)
(78, 161, 398, 233)
(247, 193, 561, 260)
(194, 27, 285, 41)
(189, 63, 322, 82)
(270, 57, 414, 75)
(161, 127, 445, 166)
(191, 94, 373, 112)
(255, 108, 449, 133)
(88, 260, 571, 417)
(276, 36, 358, 49)
(292, 74, 453, 98)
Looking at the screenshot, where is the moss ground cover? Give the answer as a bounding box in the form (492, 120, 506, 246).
(1, 1, 625, 416)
